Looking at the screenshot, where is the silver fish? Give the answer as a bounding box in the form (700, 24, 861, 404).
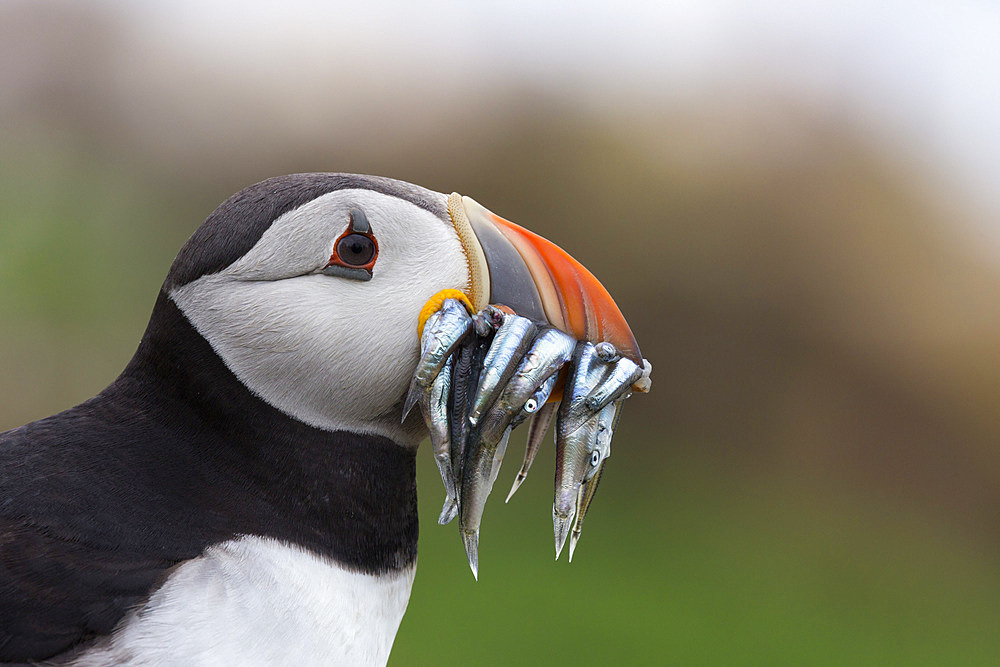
(403, 298, 477, 526)
(524, 372, 560, 420)
(584, 356, 643, 413)
(474, 304, 507, 338)
(553, 399, 615, 559)
(438, 495, 459, 526)
(504, 362, 575, 503)
(473, 328, 573, 445)
(447, 333, 490, 494)
(422, 355, 456, 505)
(553, 341, 619, 559)
(458, 325, 573, 575)
(568, 459, 604, 563)
(595, 341, 619, 362)
(439, 330, 492, 526)
(402, 298, 472, 420)
(467, 314, 536, 426)
(568, 398, 624, 561)
(499, 328, 574, 425)
(459, 425, 511, 580)
(505, 378, 560, 502)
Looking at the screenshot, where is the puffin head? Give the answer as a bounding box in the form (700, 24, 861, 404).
(164, 174, 641, 447)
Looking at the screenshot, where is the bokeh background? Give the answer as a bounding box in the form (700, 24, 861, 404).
(3, 1, 1000, 663)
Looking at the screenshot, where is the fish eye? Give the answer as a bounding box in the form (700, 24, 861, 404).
(590, 450, 601, 466)
(336, 234, 376, 266)
(524, 398, 538, 413)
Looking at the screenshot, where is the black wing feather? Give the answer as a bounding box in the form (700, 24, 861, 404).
(0, 515, 176, 661)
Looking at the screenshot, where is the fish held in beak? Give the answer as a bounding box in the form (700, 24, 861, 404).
(457, 317, 576, 573)
(411, 192, 652, 577)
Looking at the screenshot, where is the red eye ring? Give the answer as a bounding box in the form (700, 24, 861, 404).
(323, 208, 378, 280)
(331, 232, 377, 269)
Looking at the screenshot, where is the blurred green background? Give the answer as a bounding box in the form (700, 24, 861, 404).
(3, 1, 1000, 664)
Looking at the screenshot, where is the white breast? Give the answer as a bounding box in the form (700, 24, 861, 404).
(74, 536, 416, 667)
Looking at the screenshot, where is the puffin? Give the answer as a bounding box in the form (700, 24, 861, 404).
(0, 173, 641, 665)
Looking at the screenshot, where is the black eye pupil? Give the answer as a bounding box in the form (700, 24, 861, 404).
(337, 234, 375, 266)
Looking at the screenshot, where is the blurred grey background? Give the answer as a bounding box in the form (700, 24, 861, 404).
(3, 1, 1000, 664)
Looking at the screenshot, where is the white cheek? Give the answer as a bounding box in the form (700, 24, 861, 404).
(170, 191, 469, 444)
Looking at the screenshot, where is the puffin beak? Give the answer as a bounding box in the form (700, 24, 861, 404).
(447, 193, 645, 377)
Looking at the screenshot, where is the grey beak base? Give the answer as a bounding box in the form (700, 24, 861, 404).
(469, 215, 547, 323)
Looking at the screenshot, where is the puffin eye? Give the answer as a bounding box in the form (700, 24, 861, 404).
(337, 234, 376, 266)
(323, 207, 379, 281)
